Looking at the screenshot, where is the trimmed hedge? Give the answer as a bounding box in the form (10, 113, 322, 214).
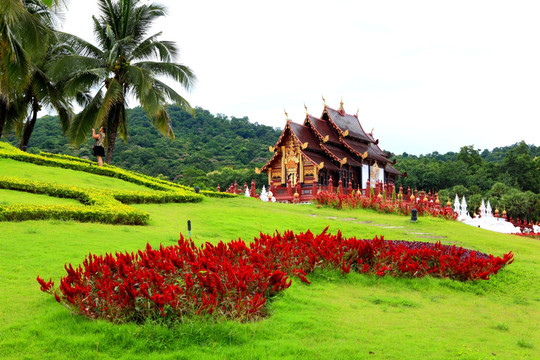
(0, 203, 149, 225)
(0, 142, 239, 224)
(200, 189, 237, 198)
(0, 176, 149, 225)
(111, 189, 203, 204)
(0, 143, 186, 192)
(2, 144, 227, 198)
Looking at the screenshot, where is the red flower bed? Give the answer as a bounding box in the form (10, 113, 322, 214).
(316, 191, 457, 220)
(38, 229, 513, 323)
(512, 232, 540, 240)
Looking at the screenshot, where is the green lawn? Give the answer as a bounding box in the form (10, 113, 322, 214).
(0, 158, 157, 192)
(0, 157, 538, 359)
(0, 188, 81, 205)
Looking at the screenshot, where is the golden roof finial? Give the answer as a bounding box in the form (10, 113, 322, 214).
(304, 103, 308, 116)
(356, 108, 359, 118)
(339, 97, 344, 111)
(322, 95, 326, 108)
(284, 109, 289, 122)
(370, 128, 374, 135)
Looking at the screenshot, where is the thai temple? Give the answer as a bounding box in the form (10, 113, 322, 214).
(257, 99, 404, 202)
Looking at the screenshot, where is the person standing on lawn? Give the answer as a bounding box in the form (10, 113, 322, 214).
(92, 127, 106, 166)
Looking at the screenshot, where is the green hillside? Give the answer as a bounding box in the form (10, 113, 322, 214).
(0, 142, 538, 359)
(5, 106, 281, 187)
(5, 107, 538, 222)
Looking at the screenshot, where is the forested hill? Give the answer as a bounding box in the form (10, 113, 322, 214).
(8, 106, 282, 184)
(392, 143, 540, 195)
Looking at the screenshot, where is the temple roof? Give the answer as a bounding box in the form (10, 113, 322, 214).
(289, 121, 323, 152)
(324, 107, 373, 143)
(259, 101, 404, 178)
(321, 143, 363, 167)
(302, 150, 340, 171)
(304, 115, 340, 144)
(289, 122, 342, 170)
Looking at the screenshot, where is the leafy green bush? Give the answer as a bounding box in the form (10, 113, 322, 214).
(199, 189, 237, 198)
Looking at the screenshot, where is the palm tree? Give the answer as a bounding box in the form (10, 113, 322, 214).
(52, 0, 195, 164)
(15, 45, 73, 151)
(0, 0, 52, 137)
(1, 1, 75, 150)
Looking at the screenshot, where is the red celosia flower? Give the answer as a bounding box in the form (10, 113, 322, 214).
(37, 229, 514, 323)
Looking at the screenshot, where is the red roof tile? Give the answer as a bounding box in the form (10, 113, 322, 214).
(305, 115, 340, 144)
(321, 143, 363, 167)
(325, 107, 372, 143)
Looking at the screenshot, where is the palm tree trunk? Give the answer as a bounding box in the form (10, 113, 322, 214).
(106, 109, 120, 164)
(19, 97, 39, 151)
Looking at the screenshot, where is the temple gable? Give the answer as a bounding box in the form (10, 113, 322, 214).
(259, 101, 404, 202)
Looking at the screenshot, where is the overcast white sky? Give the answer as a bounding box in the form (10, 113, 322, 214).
(59, 0, 540, 155)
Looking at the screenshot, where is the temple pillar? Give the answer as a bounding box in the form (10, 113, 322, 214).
(299, 155, 304, 183)
(250, 180, 256, 197)
(281, 146, 286, 184)
(287, 178, 293, 196)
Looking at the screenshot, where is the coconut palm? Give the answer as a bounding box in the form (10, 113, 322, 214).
(2, 1, 75, 150)
(15, 45, 74, 150)
(0, 0, 52, 137)
(51, 0, 195, 164)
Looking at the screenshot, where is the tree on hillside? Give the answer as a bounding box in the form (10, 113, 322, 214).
(457, 145, 482, 169)
(502, 141, 540, 193)
(51, 0, 195, 164)
(15, 46, 74, 151)
(0, 0, 51, 137)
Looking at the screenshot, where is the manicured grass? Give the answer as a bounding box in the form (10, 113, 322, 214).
(0, 158, 158, 192)
(0, 158, 538, 359)
(0, 188, 81, 205)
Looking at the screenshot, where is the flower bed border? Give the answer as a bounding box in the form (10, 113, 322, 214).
(38, 228, 513, 323)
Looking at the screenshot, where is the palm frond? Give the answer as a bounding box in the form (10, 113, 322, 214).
(148, 105, 174, 139)
(131, 36, 178, 62)
(69, 90, 104, 144)
(116, 105, 128, 142)
(130, 3, 166, 43)
(1, 0, 49, 57)
(123, 65, 151, 97)
(151, 78, 193, 114)
(55, 31, 104, 59)
(62, 70, 106, 98)
(0, 35, 31, 94)
(95, 78, 124, 127)
(136, 61, 196, 91)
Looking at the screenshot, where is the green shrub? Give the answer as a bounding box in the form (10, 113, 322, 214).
(0, 176, 149, 225)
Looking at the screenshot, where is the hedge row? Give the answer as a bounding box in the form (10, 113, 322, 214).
(111, 189, 203, 204)
(199, 190, 237, 198)
(0, 143, 190, 193)
(0, 142, 234, 224)
(0, 176, 149, 225)
(0, 203, 149, 225)
(38, 151, 219, 195)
